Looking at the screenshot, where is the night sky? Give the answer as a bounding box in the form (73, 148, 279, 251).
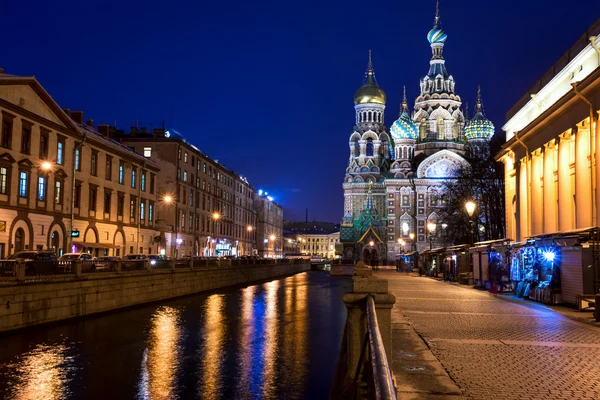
(4, 1, 599, 222)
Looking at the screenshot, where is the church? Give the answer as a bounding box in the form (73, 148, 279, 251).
(340, 3, 495, 264)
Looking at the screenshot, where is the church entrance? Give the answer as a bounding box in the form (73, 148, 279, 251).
(363, 247, 378, 267)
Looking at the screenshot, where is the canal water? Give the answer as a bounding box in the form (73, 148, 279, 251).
(0, 271, 351, 400)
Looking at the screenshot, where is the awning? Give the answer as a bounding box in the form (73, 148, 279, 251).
(73, 241, 118, 249)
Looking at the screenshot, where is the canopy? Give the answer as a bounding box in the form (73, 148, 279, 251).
(73, 241, 118, 249)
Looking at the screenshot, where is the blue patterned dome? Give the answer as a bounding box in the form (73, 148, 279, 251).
(391, 111, 418, 141)
(465, 87, 494, 140)
(427, 26, 447, 44)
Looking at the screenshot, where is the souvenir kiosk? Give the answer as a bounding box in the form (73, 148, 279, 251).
(443, 244, 471, 284)
(469, 239, 512, 289)
(420, 247, 446, 278)
(512, 229, 600, 307)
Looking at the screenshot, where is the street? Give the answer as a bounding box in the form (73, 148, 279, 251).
(379, 271, 600, 400)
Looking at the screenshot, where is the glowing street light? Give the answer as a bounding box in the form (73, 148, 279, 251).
(212, 212, 221, 220)
(41, 161, 52, 171)
(247, 225, 253, 232)
(427, 222, 436, 251)
(163, 195, 173, 204)
(369, 240, 374, 247)
(269, 234, 276, 241)
(465, 201, 476, 217)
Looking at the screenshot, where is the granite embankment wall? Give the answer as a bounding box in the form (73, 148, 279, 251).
(0, 262, 309, 333)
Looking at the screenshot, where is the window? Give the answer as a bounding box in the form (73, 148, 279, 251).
(21, 124, 31, 154)
(143, 147, 152, 157)
(189, 192, 193, 206)
(91, 151, 98, 176)
(140, 201, 145, 220)
(37, 176, 46, 200)
(150, 174, 155, 194)
(141, 172, 146, 192)
(104, 191, 111, 214)
(177, 168, 181, 180)
(203, 163, 206, 173)
(57, 138, 65, 165)
(119, 161, 124, 184)
(54, 180, 62, 204)
(184, 152, 188, 163)
(75, 148, 81, 171)
(366, 140, 374, 157)
(181, 210, 185, 228)
(105, 156, 112, 180)
(149, 203, 154, 222)
(131, 168, 136, 188)
(402, 195, 409, 207)
(39, 132, 49, 159)
(130, 198, 136, 220)
(1, 117, 12, 149)
(178, 149, 182, 160)
(89, 187, 97, 211)
(0, 167, 7, 194)
(117, 193, 124, 217)
(183, 171, 187, 182)
(19, 171, 28, 197)
(189, 214, 193, 230)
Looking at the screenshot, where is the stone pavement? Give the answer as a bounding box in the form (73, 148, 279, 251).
(377, 270, 600, 400)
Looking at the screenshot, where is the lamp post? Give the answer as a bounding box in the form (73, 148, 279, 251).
(213, 212, 221, 257)
(409, 232, 415, 251)
(162, 195, 177, 258)
(247, 225, 253, 256)
(465, 200, 481, 286)
(398, 238, 406, 253)
(269, 234, 276, 258)
(427, 222, 436, 251)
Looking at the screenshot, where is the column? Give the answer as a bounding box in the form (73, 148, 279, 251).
(514, 160, 521, 241)
(518, 159, 529, 240)
(595, 111, 600, 227)
(531, 150, 543, 235)
(575, 126, 592, 228)
(557, 134, 573, 231)
(543, 141, 557, 233)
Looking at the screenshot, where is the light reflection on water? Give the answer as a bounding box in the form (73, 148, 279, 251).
(198, 294, 226, 400)
(3, 343, 75, 400)
(137, 306, 182, 400)
(261, 280, 280, 399)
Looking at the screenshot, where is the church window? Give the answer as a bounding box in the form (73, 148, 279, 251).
(366, 140, 374, 157)
(420, 119, 427, 139)
(368, 111, 372, 122)
(402, 195, 409, 206)
(437, 118, 444, 140)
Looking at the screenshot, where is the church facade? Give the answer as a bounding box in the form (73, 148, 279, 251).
(340, 4, 495, 263)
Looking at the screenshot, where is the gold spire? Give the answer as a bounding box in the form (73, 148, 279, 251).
(354, 50, 386, 105)
(401, 85, 409, 115)
(476, 85, 482, 112)
(434, 0, 440, 26)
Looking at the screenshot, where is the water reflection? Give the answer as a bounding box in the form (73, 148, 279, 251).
(282, 274, 309, 392)
(236, 286, 256, 398)
(198, 294, 226, 400)
(261, 280, 279, 399)
(138, 306, 182, 400)
(4, 343, 74, 400)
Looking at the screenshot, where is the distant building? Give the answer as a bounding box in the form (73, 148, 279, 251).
(254, 193, 283, 258)
(114, 129, 256, 257)
(297, 232, 340, 259)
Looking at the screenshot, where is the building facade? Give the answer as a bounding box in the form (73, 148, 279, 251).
(117, 130, 256, 257)
(496, 20, 600, 241)
(254, 194, 283, 258)
(340, 5, 494, 263)
(0, 71, 160, 258)
(297, 232, 340, 259)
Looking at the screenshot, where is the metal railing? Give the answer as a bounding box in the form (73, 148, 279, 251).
(331, 295, 396, 400)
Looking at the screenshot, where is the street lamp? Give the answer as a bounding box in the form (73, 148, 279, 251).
(427, 222, 436, 251)
(162, 194, 178, 258)
(398, 238, 406, 252)
(246, 225, 254, 256)
(465, 201, 476, 247)
(213, 212, 221, 256)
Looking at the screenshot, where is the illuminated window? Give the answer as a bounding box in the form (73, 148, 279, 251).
(19, 171, 28, 197)
(0, 167, 7, 194)
(143, 147, 152, 157)
(37, 176, 46, 200)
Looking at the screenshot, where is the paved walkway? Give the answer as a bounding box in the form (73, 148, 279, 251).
(377, 270, 600, 400)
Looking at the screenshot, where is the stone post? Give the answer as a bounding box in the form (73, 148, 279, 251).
(342, 262, 396, 380)
(115, 260, 122, 273)
(145, 260, 151, 271)
(74, 260, 83, 278)
(16, 260, 26, 281)
(170, 259, 175, 271)
(189, 258, 194, 270)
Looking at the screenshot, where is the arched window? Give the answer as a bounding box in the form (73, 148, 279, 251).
(368, 111, 372, 122)
(453, 120, 459, 140)
(420, 119, 427, 139)
(438, 118, 445, 140)
(366, 140, 374, 157)
(354, 141, 360, 156)
(15, 228, 24, 253)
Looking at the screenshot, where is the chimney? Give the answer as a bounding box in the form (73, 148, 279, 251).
(97, 124, 110, 136)
(140, 127, 147, 134)
(71, 111, 83, 124)
(153, 128, 166, 137)
(130, 126, 138, 136)
(86, 118, 94, 128)
(63, 108, 71, 117)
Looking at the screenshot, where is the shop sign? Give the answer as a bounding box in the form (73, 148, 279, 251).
(71, 229, 80, 238)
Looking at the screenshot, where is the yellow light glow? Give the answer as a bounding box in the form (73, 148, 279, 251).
(409, 233, 415, 240)
(465, 201, 476, 216)
(427, 222, 436, 233)
(247, 225, 253, 232)
(213, 212, 221, 220)
(369, 241, 374, 247)
(41, 162, 52, 171)
(269, 234, 276, 241)
(163, 195, 173, 204)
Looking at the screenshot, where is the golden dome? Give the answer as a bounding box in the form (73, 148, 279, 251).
(354, 82, 386, 105)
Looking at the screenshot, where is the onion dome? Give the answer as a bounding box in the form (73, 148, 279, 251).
(354, 50, 386, 105)
(464, 86, 495, 140)
(390, 86, 418, 141)
(427, 1, 447, 44)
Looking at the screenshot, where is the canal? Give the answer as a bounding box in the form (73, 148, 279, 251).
(0, 271, 351, 400)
